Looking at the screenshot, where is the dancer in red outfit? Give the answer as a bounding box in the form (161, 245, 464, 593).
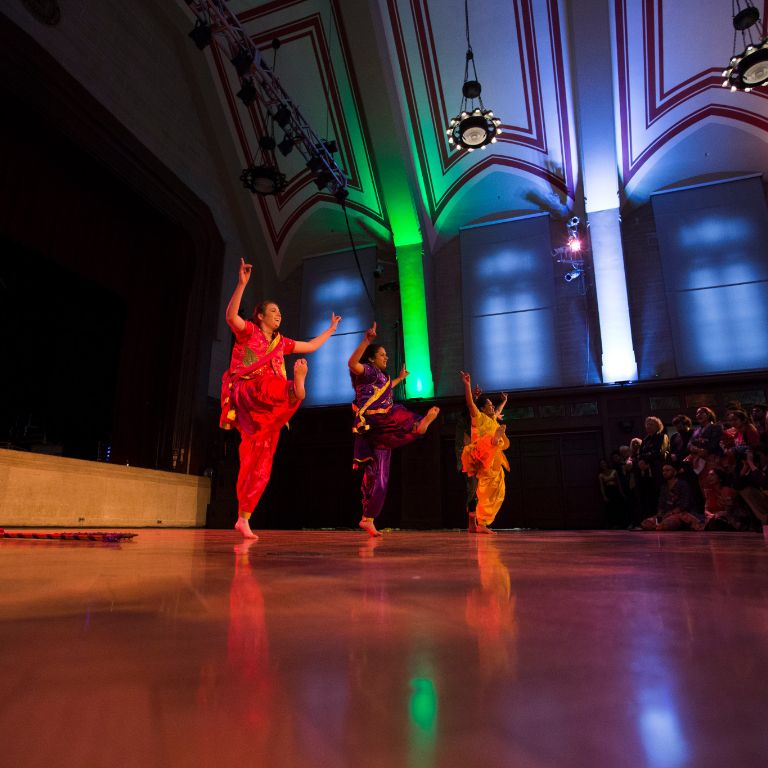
(222, 259, 341, 539)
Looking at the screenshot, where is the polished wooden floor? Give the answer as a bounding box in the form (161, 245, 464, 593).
(1, 528, 766, 767)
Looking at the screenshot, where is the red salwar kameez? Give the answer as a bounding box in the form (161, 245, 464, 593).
(220, 320, 298, 517)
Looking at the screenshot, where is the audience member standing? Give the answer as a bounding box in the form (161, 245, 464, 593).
(599, 459, 626, 528)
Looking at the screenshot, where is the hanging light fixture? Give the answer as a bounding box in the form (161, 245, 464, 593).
(240, 164, 286, 195)
(445, 0, 502, 152)
(239, 134, 286, 195)
(722, 1, 768, 92)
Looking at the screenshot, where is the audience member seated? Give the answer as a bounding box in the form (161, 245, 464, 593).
(640, 463, 703, 531)
(701, 468, 752, 531)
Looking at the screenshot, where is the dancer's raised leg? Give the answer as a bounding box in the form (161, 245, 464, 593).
(415, 406, 440, 435)
(292, 358, 308, 401)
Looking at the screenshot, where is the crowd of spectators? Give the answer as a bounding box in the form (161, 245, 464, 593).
(599, 402, 768, 532)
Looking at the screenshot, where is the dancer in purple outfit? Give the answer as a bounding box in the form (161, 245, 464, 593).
(348, 322, 440, 536)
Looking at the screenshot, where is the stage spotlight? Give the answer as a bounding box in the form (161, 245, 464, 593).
(240, 164, 286, 195)
(231, 48, 254, 77)
(564, 269, 582, 283)
(188, 20, 212, 50)
(277, 135, 294, 156)
(306, 156, 325, 174)
(316, 139, 338, 155)
(568, 236, 582, 253)
(258, 135, 276, 152)
(273, 104, 291, 128)
(313, 171, 333, 190)
(236, 79, 258, 107)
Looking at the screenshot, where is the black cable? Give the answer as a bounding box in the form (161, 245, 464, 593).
(340, 197, 375, 310)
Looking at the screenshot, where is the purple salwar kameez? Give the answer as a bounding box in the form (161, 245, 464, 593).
(351, 363, 422, 518)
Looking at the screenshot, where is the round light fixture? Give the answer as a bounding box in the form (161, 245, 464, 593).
(722, 38, 768, 90)
(447, 109, 501, 150)
(444, 1, 501, 154)
(240, 164, 286, 195)
(722, 2, 768, 92)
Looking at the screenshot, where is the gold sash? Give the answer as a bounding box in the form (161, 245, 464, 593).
(352, 377, 391, 434)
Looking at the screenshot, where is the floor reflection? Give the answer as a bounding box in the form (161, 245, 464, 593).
(1, 529, 766, 767)
(465, 537, 517, 680)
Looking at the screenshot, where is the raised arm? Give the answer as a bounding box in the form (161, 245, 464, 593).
(293, 312, 342, 354)
(460, 371, 479, 417)
(391, 364, 409, 389)
(225, 258, 252, 335)
(494, 392, 508, 421)
(348, 322, 377, 375)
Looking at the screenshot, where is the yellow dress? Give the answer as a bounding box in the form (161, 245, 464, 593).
(461, 406, 510, 526)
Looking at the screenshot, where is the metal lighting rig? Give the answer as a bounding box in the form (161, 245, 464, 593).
(184, 0, 348, 196)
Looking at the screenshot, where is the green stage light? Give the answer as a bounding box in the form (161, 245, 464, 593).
(396, 242, 434, 399)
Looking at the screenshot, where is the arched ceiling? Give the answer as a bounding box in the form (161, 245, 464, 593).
(190, 0, 768, 274)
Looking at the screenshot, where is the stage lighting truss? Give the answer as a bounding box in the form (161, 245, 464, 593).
(184, 0, 348, 195)
(553, 216, 586, 289)
(445, 1, 502, 152)
(722, 1, 768, 92)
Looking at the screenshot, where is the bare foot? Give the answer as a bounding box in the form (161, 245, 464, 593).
(235, 516, 258, 540)
(293, 358, 308, 400)
(475, 523, 495, 535)
(415, 406, 440, 435)
(468, 513, 478, 533)
(359, 517, 383, 537)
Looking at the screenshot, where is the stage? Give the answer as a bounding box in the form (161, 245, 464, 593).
(1, 529, 766, 767)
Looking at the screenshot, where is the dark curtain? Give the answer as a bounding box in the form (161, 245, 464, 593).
(0, 92, 195, 468)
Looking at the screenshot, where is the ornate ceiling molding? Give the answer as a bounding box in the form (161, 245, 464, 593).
(386, 0, 575, 221)
(615, 0, 768, 187)
(209, 0, 385, 255)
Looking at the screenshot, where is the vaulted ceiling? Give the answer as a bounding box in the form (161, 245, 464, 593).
(189, 0, 768, 276)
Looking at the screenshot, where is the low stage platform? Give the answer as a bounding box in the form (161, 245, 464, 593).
(0, 529, 766, 767)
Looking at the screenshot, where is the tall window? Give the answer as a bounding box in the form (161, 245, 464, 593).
(461, 214, 561, 390)
(651, 176, 768, 376)
(300, 248, 375, 406)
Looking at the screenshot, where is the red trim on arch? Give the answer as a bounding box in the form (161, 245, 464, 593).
(388, 0, 572, 221)
(208, 3, 384, 253)
(434, 155, 569, 220)
(616, 0, 768, 184)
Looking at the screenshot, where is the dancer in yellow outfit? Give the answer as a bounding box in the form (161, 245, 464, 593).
(460, 371, 510, 533)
